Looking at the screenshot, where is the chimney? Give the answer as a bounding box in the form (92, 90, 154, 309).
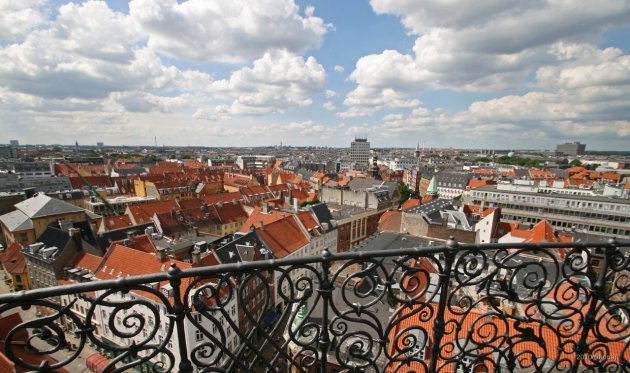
(68, 227, 83, 252)
(126, 230, 135, 242)
(293, 197, 298, 212)
(23, 188, 36, 199)
(156, 247, 166, 261)
(262, 202, 269, 214)
(259, 221, 264, 230)
(192, 248, 201, 264)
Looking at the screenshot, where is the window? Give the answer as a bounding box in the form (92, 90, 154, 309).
(195, 330, 203, 342)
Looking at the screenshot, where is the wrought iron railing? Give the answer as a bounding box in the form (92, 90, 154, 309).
(1, 239, 629, 372)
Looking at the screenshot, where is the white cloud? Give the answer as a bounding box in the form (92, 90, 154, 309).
(195, 49, 326, 118)
(130, 0, 331, 63)
(0, 1, 47, 42)
(323, 101, 336, 111)
(334, 65, 345, 73)
(325, 89, 337, 98)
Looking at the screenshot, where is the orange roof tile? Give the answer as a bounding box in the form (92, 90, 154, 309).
(72, 252, 103, 273)
(256, 217, 309, 258)
(103, 215, 134, 231)
(0, 243, 27, 274)
(400, 198, 421, 211)
(378, 209, 402, 232)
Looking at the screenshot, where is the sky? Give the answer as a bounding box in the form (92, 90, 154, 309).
(1, 0, 629, 150)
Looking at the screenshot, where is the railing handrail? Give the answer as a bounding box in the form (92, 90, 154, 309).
(1, 239, 625, 304)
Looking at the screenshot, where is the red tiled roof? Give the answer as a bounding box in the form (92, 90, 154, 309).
(103, 215, 134, 231)
(96, 244, 192, 304)
(296, 211, 321, 237)
(502, 220, 573, 243)
(400, 198, 421, 211)
(113, 234, 156, 254)
(378, 209, 402, 232)
(69, 175, 113, 189)
(212, 202, 248, 225)
(467, 179, 497, 189)
(0, 243, 27, 274)
(201, 192, 244, 205)
(239, 207, 285, 233)
(126, 200, 179, 224)
(256, 217, 309, 258)
(72, 252, 103, 273)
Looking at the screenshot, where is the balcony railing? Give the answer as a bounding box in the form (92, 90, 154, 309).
(0, 239, 629, 372)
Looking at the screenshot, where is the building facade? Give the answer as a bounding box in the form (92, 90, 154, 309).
(556, 141, 586, 156)
(464, 184, 630, 239)
(350, 137, 370, 169)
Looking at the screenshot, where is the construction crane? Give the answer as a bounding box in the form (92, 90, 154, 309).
(77, 172, 119, 216)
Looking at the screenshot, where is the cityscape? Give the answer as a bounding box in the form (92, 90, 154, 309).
(0, 137, 628, 372)
(1, 0, 630, 372)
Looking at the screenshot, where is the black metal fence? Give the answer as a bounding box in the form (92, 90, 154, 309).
(1, 238, 629, 372)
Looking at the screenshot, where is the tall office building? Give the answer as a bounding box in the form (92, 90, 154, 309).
(350, 137, 370, 169)
(556, 141, 586, 156)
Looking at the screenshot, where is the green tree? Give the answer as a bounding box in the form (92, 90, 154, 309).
(398, 183, 412, 207)
(570, 159, 583, 167)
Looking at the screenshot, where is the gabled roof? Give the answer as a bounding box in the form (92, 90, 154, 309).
(95, 244, 193, 303)
(71, 252, 103, 273)
(256, 217, 309, 259)
(499, 220, 573, 243)
(378, 209, 402, 233)
(211, 202, 248, 224)
(0, 209, 33, 232)
(14, 194, 85, 218)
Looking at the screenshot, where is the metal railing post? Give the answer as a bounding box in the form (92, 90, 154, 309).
(318, 248, 333, 373)
(571, 238, 617, 373)
(167, 263, 193, 373)
(429, 237, 458, 373)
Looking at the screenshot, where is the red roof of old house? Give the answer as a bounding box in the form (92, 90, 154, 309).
(71, 252, 103, 273)
(96, 244, 193, 303)
(178, 198, 203, 210)
(113, 234, 156, 254)
(200, 192, 244, 205)
(0, 243, 27, 274)
(256, 217, 309, 259)
(467, 179, 497, 189)
(296, 211, 321, 237)
(502, 220, 573, 243)
(480, 207, 496, 218)
(388, 297, 627, 373)
(400, 198, 421, 211)
(378, 209, 402, 233)
(182, 160, 204, 169)
(103, 215, 134, 231)
(239, 206, 285, 233)
(211, 202, 248, 225)
(126, 200, 180, 225)
(528, 169, 555, 179)
(69, 175, 113, 189)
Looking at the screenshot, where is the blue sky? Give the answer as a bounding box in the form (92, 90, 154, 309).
(1, 0, 629, 150)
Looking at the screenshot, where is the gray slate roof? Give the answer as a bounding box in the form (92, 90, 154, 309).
(0, 209, 33, 232)
(15, 194, 85, 218)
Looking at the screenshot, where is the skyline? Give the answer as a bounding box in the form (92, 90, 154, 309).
(1, 1, 630, 150)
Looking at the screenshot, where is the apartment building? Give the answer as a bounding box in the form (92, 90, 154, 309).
(463, 183, 630, 238)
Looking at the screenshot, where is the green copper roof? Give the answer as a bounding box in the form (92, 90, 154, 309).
(427, 175, 438, 195)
